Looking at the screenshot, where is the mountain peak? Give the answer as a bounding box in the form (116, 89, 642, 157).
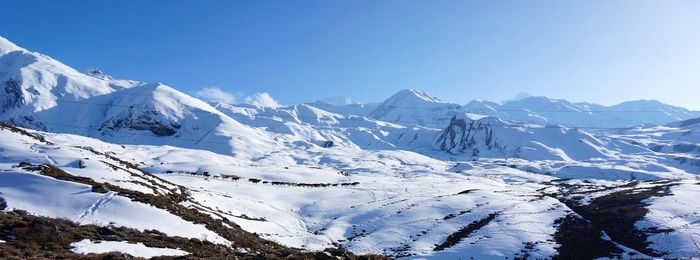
(389, 89, 445, 104)
(368, 89, 463, 128)
(0, 36, 24, 55)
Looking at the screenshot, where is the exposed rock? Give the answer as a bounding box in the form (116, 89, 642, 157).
(552, 215, 622, 259)
(321, 140, 335, 148)
(84, 68, 113, 80)
(100, 108, 181, 136)
(78, 159, 87, 169)
(433, 114, 506, 156)
(91, 184, 111, 194)
(1, 78, 23, 113)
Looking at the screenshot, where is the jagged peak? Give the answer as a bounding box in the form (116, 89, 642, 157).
(85, 68, 113, 80)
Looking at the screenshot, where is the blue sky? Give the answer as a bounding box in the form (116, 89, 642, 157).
(1, 0, 699, 109)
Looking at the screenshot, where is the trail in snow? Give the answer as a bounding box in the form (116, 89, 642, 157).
(74, 191, 116, 224)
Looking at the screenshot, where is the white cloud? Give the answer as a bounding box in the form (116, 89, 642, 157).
(194, 87, 236, 104)
(244, 92, 280, 108)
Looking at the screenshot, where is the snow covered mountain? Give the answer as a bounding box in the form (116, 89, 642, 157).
(213, 102, 436, 151)
(465, 96, 700, 128)
(357, 90, 699, 129)
(432, 113, 612, 160)
(368, 89, 465, 128)
(0, 37, 140, 117)
(0, 36, 275, 158)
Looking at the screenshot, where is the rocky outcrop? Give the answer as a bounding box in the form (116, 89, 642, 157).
(433, 114, 509, 156)
(1, 78, 23, 113)
(84, 68, 113, 80)
(321, 140, 335, 148)
(100, 107, 181, 136)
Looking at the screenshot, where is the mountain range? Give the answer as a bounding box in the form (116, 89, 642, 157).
(2, 35, 700, 259)
(314, 90, 700, 129)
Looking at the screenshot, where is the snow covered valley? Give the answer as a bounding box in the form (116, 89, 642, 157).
(1, 36, 700, 259)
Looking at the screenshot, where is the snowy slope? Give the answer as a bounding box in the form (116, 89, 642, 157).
(0, 124, 229, 245)
(95, 83, 276, 158)
(640, 181, 700, 257)
(70, 240, 189, 258)
(608, 118, 700, 172)
(21, 124, 692, 259)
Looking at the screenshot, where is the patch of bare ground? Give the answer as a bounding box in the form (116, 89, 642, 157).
(17, 163, 386, 259)
(433, 213, 498, 251)
(552, 215, 622, 259)
(0, 209, 387, 259)
(554, 181, 677, 258)
(0, 209, 234, 259)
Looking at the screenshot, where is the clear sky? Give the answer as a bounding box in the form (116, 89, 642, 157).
(1, 0, 699, 109)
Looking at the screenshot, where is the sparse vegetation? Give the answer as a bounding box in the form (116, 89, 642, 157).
(0, 121, 53, 145)
(552, 181, 678, 258)
(552, 215, 622, 259)
(433, 213, 498, 251)
(0, 209, 237, 259)
(15, 163, 385, 259)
